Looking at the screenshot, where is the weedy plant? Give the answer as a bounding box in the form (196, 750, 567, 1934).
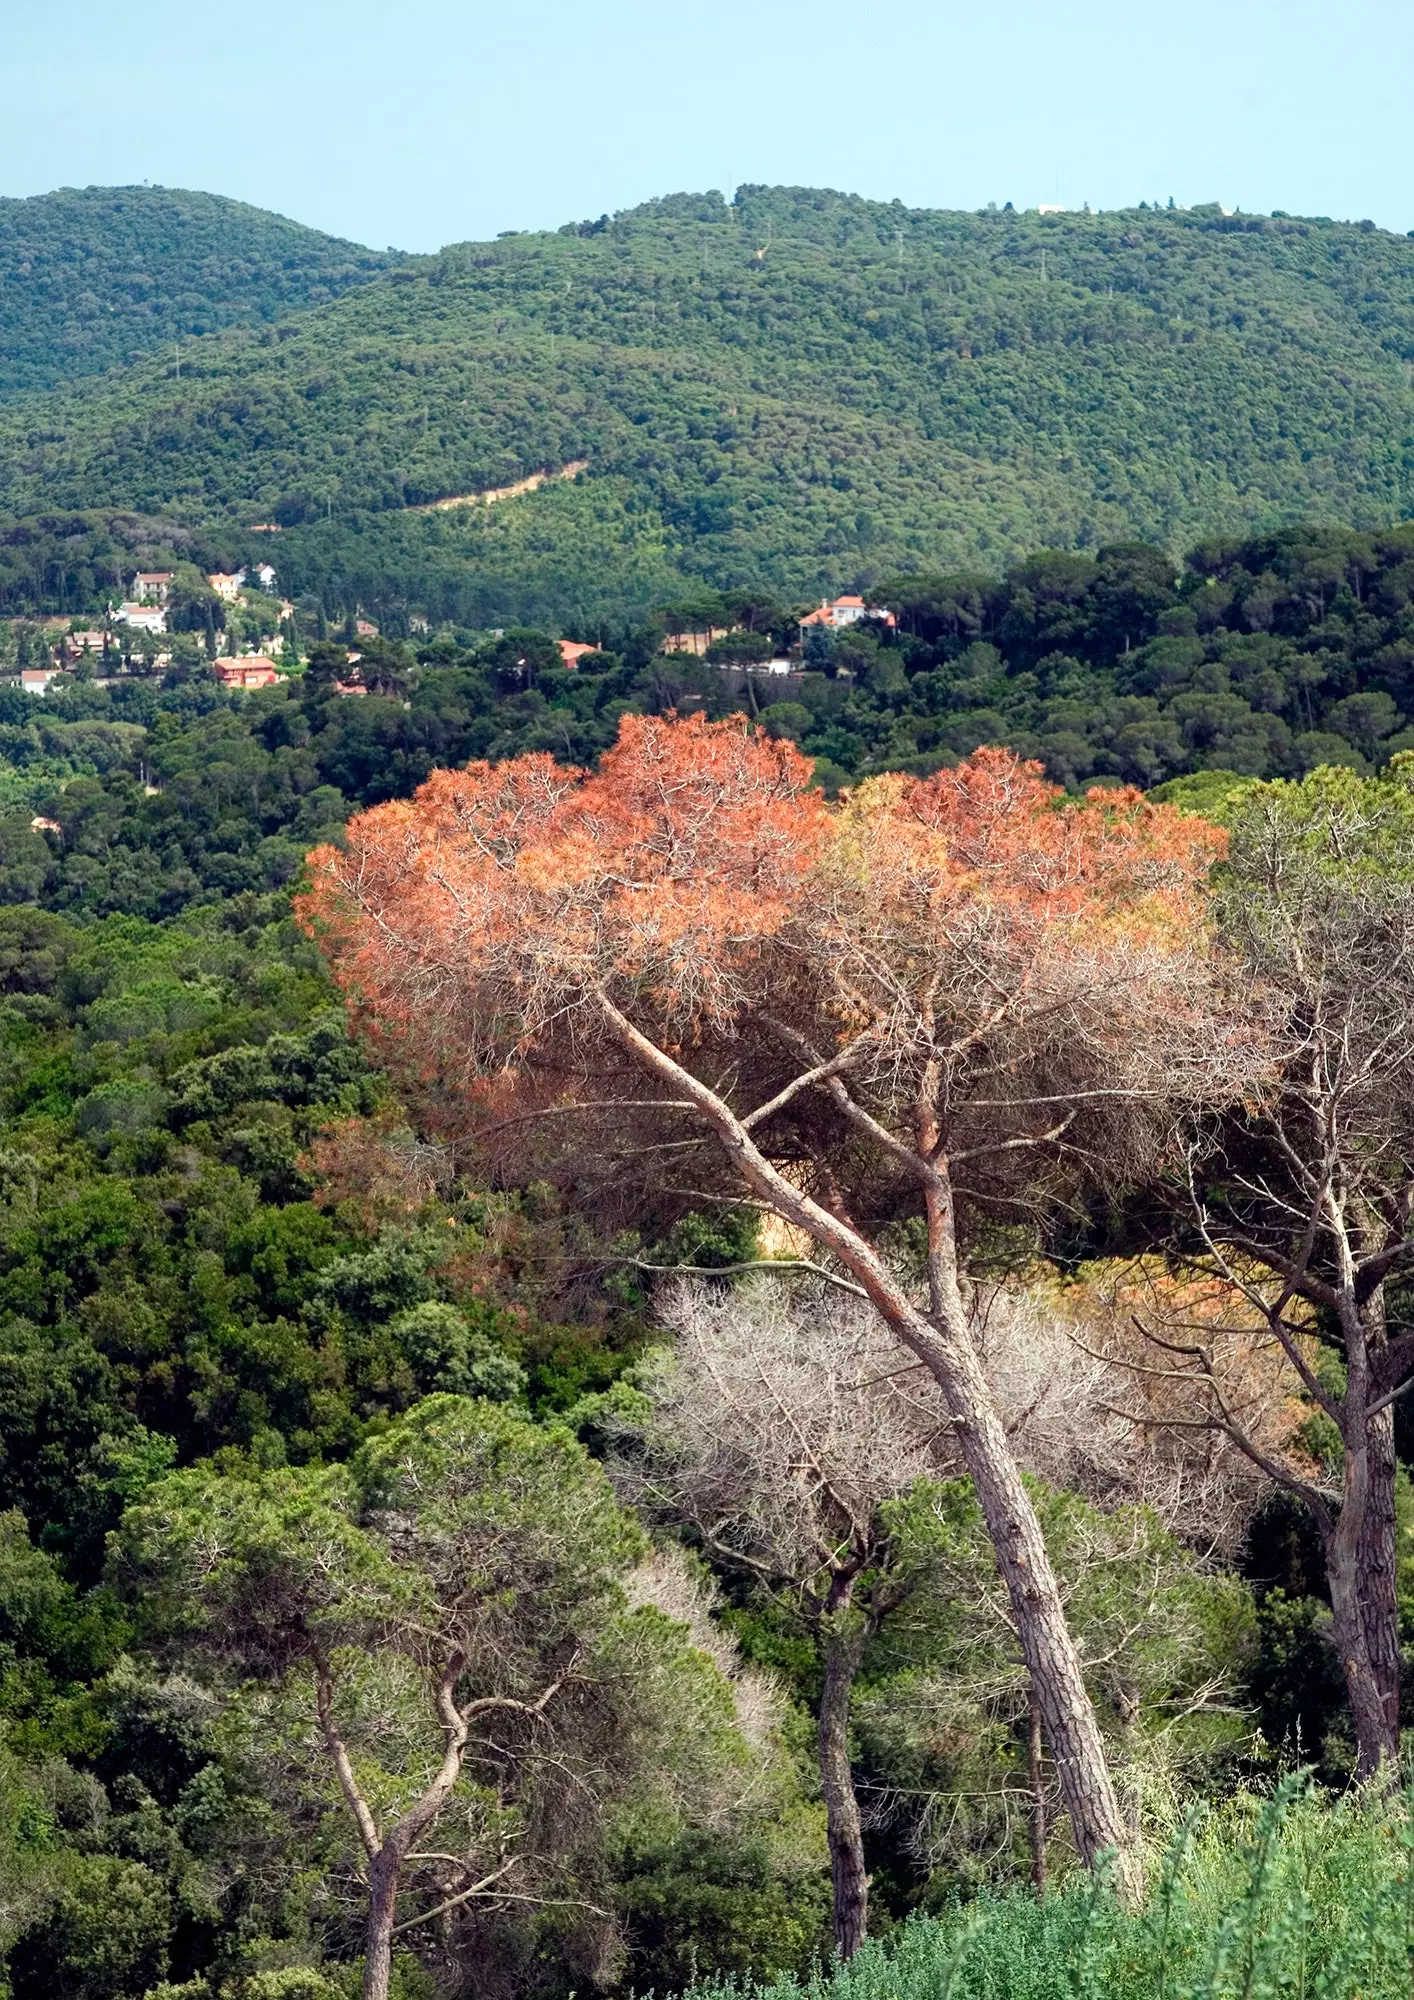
(684, 1777, 1414, 2000)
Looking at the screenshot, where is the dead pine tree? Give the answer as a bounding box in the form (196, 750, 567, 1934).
(624, 1275, 945, 1955)
(299, 717, 1259, 1900)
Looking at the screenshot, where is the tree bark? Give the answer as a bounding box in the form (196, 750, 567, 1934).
(1355, 1291, 1401, 1754)
(1326, 1524, 1398, 1780)
(595, 995, 1142, 1900)
(1357, 1394, 1401, 1750)
(363, 1849, 401, 2000)
(818, 1590, 869, 1959)
(1326, 1387, 1401, 1781)
(1027, 1690, 1047, 1895)
(1320, 1280, 1403, 1783)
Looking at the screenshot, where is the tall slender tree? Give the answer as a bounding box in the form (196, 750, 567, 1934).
(1126, 763, 1414, 1779)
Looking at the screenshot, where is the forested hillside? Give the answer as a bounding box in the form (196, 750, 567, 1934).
(12, 177, 1414, 2000)
(5, 187, 1414, 617)
(0, 558, 1411, 1995)
(0, 186, 395, 399)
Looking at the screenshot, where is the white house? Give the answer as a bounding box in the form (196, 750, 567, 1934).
(114, 601, 167, 634)
(799, 595, 896, 633)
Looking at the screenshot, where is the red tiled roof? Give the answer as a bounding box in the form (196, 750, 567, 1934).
(214, 656, 281, 687)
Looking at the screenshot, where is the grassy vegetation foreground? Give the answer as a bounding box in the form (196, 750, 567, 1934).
(688, 1783, 1414, 2000)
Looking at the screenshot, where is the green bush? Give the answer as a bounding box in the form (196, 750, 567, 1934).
(686, 1782, 1414, 2000)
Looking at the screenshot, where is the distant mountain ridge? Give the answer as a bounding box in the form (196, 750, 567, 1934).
(7, 185, 1414, 621)
(0, 185, 395, 398)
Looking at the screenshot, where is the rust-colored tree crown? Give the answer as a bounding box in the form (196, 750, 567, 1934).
(297, 715, 1235, 1199)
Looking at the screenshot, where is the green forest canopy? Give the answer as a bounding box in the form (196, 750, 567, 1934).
(0, 185, 395, 399)
(5, 188, 1414, 617)
(3, 518, 1413, 794)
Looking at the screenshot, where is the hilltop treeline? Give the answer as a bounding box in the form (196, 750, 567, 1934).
(0, 186, 394, 401)
(6, 187, 1414, 606)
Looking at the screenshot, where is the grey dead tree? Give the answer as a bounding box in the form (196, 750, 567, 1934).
(625, 1276, 943, 1958)
(1121, 769, 1414, 1780)
(627, 1273, 1257, 1919)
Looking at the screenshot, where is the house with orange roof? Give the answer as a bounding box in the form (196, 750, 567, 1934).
(799, 595, 896, 631)
(214, 657, 281, 690)
(557, 639, 596, 668)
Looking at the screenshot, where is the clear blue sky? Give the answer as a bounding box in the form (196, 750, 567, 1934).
(6, 0, 1413, 251)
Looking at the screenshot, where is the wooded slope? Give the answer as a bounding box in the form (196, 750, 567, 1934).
(0, 185, 395, 398)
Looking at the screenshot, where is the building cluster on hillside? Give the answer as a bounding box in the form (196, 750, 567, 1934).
(9, 590, 893, 701)
(9, 555, 290, 696)
(650, 596, 894, 677)
(110, 563, 282, 639)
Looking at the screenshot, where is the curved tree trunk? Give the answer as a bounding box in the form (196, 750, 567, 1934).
(818, 1595, 869, 1958)
(598, 999, 1142, 1900)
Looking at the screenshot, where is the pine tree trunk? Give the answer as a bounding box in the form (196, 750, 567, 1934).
(593, 1000, 1140, 1900)
(818, 1597, 869, 1959)
(1327, 1533, 1398, 1779)
(1321, 1286, 1404, 1783)
(932, 1311, 1139, 1897)
(1357, 1396, 1401, 1748)
(1356, 1294, 1402, 1755)
(1327, 1397, 1401, 1781)
(1028, 1690, 1047, 1895)
(363, 1851, 401, 2000)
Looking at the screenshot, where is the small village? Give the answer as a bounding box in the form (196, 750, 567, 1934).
(4, 586, 894, 696)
